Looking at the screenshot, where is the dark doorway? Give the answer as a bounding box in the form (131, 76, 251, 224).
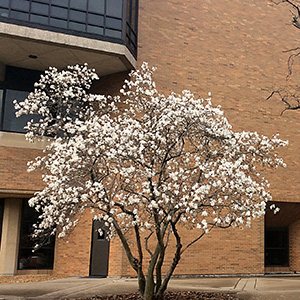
(265, 227, 289, 267)
(89, 220, 110, 277)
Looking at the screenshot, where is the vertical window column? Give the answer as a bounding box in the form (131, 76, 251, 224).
(0, 198, 22, 275)
(0, 199, 4, 248)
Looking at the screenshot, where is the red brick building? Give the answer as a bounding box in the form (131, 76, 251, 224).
(1, 0, 300, 277)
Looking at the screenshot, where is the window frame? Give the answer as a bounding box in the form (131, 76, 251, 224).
(0, 66, 42, 134)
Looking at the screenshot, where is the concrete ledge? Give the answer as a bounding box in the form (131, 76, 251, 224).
(0, 132, 48, 149)
(0, 22, 136, 75)
(0, 22, 136, 68)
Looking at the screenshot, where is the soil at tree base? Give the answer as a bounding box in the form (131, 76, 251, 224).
(61, 291, 239, 300)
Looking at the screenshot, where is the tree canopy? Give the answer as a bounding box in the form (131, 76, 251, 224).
(15, 63, 287, 300)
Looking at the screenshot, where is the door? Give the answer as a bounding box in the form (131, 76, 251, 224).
(265, 227, 289, 267)
(89, 220, 110, 277)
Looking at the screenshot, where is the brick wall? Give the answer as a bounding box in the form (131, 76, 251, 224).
(0, 146, 43, 192)
(137, 0, 300, 204)
(106, 219, 264, 277)
(290, 219, 300, 271)
(53, 211, 93, 276)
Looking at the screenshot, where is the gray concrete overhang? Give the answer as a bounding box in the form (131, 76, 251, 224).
(0, 21, 136, 75)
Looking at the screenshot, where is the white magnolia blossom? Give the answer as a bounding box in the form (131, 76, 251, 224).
(15, 62, 287, 300)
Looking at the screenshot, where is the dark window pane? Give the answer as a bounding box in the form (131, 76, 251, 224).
(31, 2, 49, 16)
(105, 28, 121, 39)
(126, 0, 131, 24)
(69, 21, 86, 32)
(69, 9, 86, 22)
(0, 0, 9, 9)
(51, 0, 68, 8)
(32, 0, 50, 3)
(30, 14, 49, 25)
(10, 10, 29, 21)
(88, 0, 104, 14)
(18, 200, 55, 270)
(70, 0, 87, 10)
(3, 90, 35, 133)
(87, 14, 104, 26)
(50, 17, 68, 28)
(87, 25, 103, 35)
(0, 90, 3, 127)
(50, 6, 68, 19)
(127, 28, 137, 44)
(106, 17, 122, 30)
(131, 0, 138, 30)
(5, 66, 41, 91)
(0, 9, 9, 18)
(106, 0, 122, 18)
(2, 66, 42, 133)
(97, 230, 105, 240)
(11, 0, 30, 12)
(265, 227, 289, 267)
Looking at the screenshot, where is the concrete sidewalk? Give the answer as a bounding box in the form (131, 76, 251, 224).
(1, 276, 300, 300)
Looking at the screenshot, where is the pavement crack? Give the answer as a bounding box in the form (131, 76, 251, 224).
(233, 278, 242, 290)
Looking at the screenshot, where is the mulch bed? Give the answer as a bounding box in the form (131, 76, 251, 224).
(0, 275, 68, 284)
(66, 291, 239, 300)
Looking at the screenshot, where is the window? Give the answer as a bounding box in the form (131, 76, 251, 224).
(18, 199, 55, 270)
(0, 66, 41, 133)
(265, 227, 289, 267)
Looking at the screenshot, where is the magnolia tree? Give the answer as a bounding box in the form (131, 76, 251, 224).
(16, 63, 287, 300)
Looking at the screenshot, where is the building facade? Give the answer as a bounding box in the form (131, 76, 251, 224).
(1, 0, 300, 277)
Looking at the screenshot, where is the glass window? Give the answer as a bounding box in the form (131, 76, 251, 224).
(51, 0, 69, 8)
(131, 0, 138, 31)
(31, 2, 49, 16)
(1, 66, 42, 134)
(0, 89, 3, 128)
(69, 21, 86, 32)
(0, 0, 9, 9)
(265, 227, 289, 267)
(69, 9, 86, 23)
(70, 0, 87, 11)
(3, 90, 36, 133)
(0, 8, 9, 18)
(87, 14, 104, 27)
(11, 0, 30, 12)
(18, 200, 55, 270)
(32, 0, 50, 3)
(87, 25, 103, 35)
(30, 14, 49, 25)
(106, 0, 122, 18)
(50, 17, 68, 29)
(106, 17, 122, 30)
(10, 10, 29, 21)
(105, 28, 122, 39)
(88, 0, 104, 14)
(50, 6, 68, 19)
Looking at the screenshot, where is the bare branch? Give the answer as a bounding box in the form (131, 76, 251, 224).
(145, 230, 154, 256)
(266, 89, 300, 113)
